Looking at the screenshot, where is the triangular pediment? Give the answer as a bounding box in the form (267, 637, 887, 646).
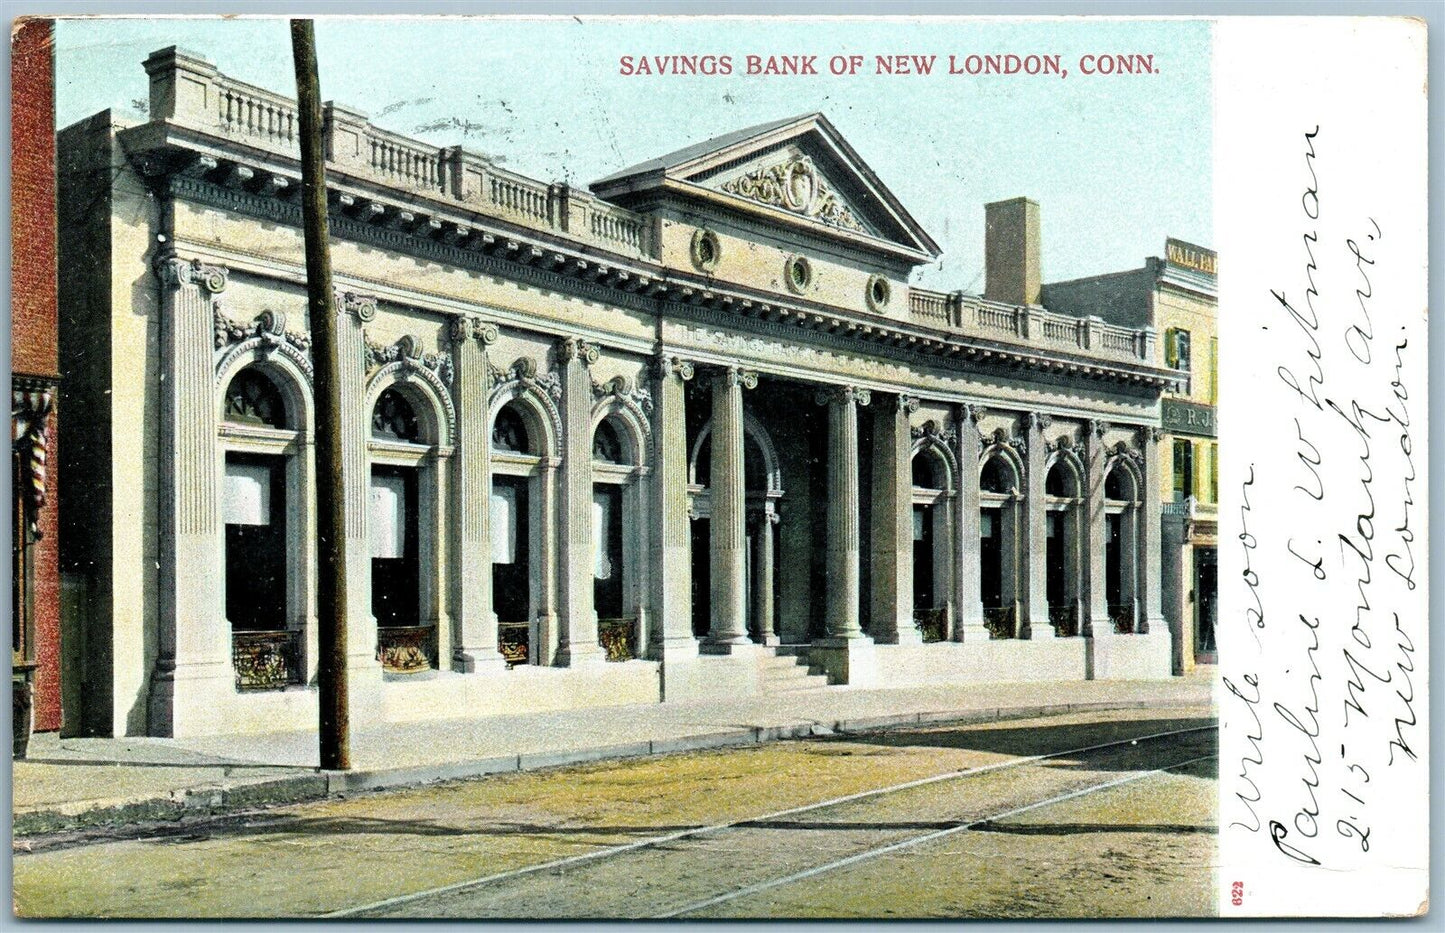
(590, 113, 939, 263)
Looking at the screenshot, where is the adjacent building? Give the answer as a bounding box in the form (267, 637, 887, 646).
(1043, 238, 1218, 673)
(12, 18, 63, 752)
(58, 47, 1181, 738)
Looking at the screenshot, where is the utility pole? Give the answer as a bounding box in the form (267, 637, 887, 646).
(291, 19, 350, 770)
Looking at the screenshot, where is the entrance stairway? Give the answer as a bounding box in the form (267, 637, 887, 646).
(760, 646, 833, 693)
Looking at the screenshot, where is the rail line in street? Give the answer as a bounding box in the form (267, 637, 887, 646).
(332, 718, 1215, 919)
(656, 749, 1217, 919)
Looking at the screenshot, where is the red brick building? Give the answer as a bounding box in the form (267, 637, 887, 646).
(12, 17, 63, 743)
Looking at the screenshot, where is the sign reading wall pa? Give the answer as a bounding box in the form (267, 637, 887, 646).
(1164, 237, 1217, 276)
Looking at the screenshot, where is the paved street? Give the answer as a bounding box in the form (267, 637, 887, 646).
(14, 706, 1216, 919)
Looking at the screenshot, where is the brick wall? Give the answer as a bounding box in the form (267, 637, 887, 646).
(12, 17, 62, 732)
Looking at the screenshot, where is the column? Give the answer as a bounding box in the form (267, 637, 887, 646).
(1138, 427, 1167, 634)
(450, 316, 505, 671)
(649, 355, 695, 658)
(952, 405, 987, 642)
(817, 385, 870, 639)
(708, 366, 755, 645)
(751, 511, 779, 645)
(870, 394, 922, 644)
(150, 257, 231, 736)
(532, 460, 559, 664)
(555, 337, 604, 666)
(1019, 411, 1054, 639)
(1083, 420, 1111, 637)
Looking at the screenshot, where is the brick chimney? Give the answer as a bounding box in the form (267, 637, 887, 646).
(984, 197, 1041, 306)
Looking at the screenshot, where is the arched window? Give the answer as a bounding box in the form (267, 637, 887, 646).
(225, 368, 288, 429)
(592, 418, 625, 464)
(1105, 465, 1131, 501)
(372, 388, 421, 443)
(492, 403, 531, 454)
(220, 364, 305, 691)
(980, 455, 1015, 495)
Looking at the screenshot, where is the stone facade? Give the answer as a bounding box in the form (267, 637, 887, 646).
(58, 46, 1178, 738)
(1044, 240, 1218, 674)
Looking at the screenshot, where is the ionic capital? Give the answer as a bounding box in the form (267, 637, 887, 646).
(897, 394, 921, 414)
(155, 255, 228, 295)
(815, 385, 871, 408)
(719, 366, 759, 391)
(556, 336, 601, 367)
(450, 315, 499, 346)
(335, 289, 378, 322)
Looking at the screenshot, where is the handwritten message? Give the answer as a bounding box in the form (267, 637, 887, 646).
(1217, 18, 1428, 915)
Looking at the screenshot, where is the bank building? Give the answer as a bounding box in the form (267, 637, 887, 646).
(58, 47, 1182, 738)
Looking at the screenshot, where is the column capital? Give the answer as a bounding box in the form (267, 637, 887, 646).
(653, 354, 696, 382)
(1088, 418, 1112, 438)
(718, 365, 759, 390)
(449, 314, 499, 346)
(335, 289, 378, 322)
(896, 393, 921, 413)
(555, 336, 601, 367)
(1028, 411, 1053, 433)
(815, 385, 871, 407)
(155, 255, 228, 295)
(1139, 424, 1165, 445)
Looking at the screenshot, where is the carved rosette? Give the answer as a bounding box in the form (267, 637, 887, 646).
(156, 256, 229, 294)
(814, 385, 871, 407)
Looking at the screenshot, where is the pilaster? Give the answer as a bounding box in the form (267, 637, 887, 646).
(150, 256, 231, 736)
(1020, 411, 1054, 639)
(555, 336, 606, 666)
(952, 404, 988, 642)
(707, 366, 756, 646)
(1083, 419, 1112, 637)
(870, 394, 921, 644)
(450, 315, 505, 672)
(1138, 426, 1167, 635)
(336, 290, 384, 692)
(649, 354, 696, 658)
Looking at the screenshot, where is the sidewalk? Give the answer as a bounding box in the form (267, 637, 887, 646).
(13, 673, 1214, 836)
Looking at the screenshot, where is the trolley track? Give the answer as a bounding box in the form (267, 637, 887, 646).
(338, 720, 1215, 919)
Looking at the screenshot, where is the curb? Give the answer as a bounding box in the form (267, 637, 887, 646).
(12, 698, 1207, 838)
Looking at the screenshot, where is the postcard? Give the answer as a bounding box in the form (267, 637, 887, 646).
(8, 12, 1428, 920)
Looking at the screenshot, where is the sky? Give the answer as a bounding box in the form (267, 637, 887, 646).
(55, 16, 1212, 292)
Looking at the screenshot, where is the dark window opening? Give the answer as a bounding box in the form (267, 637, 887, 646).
(980, 508, 1002, 609)
(372, 388, 421, 444)
(370, 465, 419, 627)
(225, 453, 287, 631)
(225, 368, 288, 429)
(594, 485, 624, 618)
(1105, 467, 1129, 501)
(1173, 439, 1194, 503)
(491, 476, 530, 624)
(912, 505, 934, 610)
(980, 456, 1014, 495)
(1046, 511, 1065, 607)
(492, 403, 530, 454)
(593, 418, 624, 464)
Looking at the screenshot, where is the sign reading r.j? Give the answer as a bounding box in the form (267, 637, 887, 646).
(1161, 399, 1216, 437)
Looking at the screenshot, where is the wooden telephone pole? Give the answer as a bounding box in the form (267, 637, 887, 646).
(291, 19, 350, 770)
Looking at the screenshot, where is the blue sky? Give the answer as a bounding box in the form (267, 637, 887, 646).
(56, 16, 1212, 291)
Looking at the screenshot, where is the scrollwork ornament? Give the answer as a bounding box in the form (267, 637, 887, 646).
(336, 290, 378, 323)
(556, 336, 601, 367)
(157, 255, 229, 295)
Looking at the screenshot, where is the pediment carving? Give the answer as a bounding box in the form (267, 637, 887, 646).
(714, 153, 872, 235)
